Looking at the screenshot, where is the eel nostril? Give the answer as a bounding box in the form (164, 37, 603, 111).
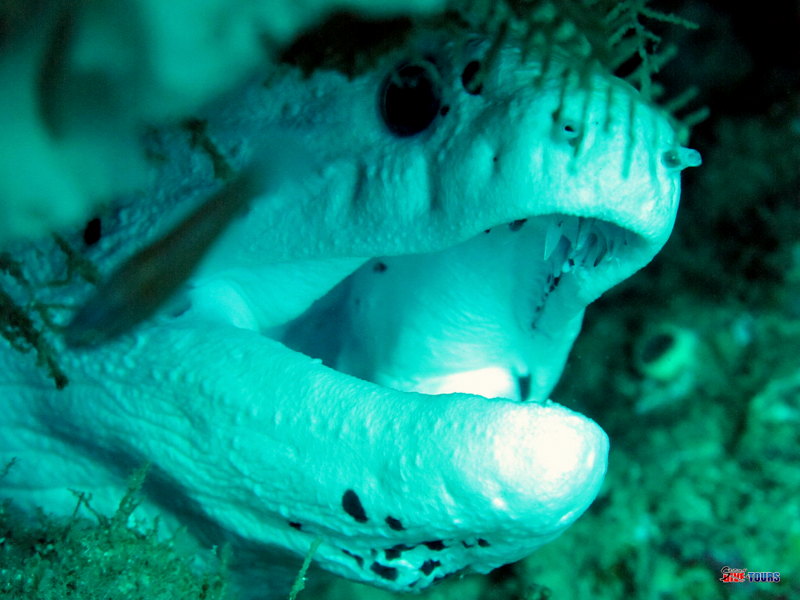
(555, 120, 583, 148)
(662, 147, 702, 170)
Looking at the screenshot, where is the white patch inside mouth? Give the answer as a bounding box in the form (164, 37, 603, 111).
(408, 365, 517, 399)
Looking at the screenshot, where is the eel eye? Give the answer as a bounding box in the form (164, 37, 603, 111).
(380, 60, 442, 137)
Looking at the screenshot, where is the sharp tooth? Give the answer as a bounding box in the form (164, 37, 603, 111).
(556, 236, 571, 266)
(593, 236, 608, 267)
(575, 218, 591, 252)
(575, 232, 596, 267)
(562, 216, 580, 246)
(543, 219, 563, 261)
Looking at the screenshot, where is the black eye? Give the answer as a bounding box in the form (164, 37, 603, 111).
(380, 61, 442, 137)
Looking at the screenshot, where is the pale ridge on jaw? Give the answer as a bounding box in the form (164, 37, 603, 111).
(542, 216, 625, 268)
(0, 323, 608, 594)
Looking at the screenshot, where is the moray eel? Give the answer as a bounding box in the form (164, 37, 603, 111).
(0, 17, 699, 598)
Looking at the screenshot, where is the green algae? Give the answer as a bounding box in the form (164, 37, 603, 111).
(0, 466, 229, 600)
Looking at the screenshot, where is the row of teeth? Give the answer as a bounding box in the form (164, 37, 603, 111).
(542, 215, 626, 272)
(529, 216, 631, 328)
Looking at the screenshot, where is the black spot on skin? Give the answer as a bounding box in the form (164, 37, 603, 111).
(370, 562, 399, 581)
(385, 516, 405, 530)
(440, 105, 450, 116)
(461, 60, 483, 95)
(82, 217, 102, 246)
(420, 559, 441, 576)
(342, 489, 368, 523)
(508, 219, 527, 231)
(517, 373, 531, 401)
(385, 548, 401, 561)
(462, 541, 474, 548)
(477, 538, 491, 547)
(384, 543, 413, 560)
(182, 117, 234, 180)
(342, 549, 364, 567)
(484, 229, 491, 234)
(423, 540, 445, 551)
(373, 261, 388, 273)
(288, 521, 302, 530)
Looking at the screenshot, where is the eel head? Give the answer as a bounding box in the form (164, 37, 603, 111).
(0, 24, 700, 596)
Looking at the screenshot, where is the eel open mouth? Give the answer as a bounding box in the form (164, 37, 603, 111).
(50, 143, 664, 591)
(277, 212, 647, 404)
(46, 201, 648, 592)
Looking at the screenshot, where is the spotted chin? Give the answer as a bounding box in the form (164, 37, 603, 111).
(304, 488, 496, 588)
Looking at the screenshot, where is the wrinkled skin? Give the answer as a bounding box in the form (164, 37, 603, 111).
(0, 24, 698, 598)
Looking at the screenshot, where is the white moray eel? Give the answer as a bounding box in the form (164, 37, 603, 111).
(0, 12, 700, 599)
